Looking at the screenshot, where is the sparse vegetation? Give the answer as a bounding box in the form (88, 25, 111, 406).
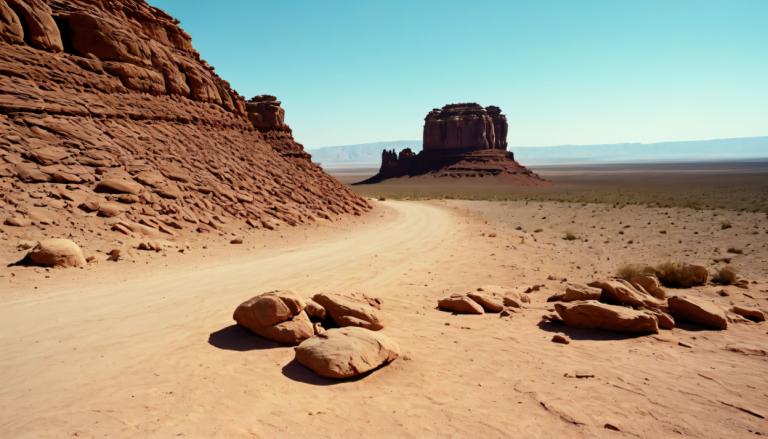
(617, 264, 655, 281)
(654, 262, 708, 288)
(712, 266, 738, 285)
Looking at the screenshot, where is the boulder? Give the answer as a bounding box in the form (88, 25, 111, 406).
(438, 294, 484, 314)
(294, 327, 400, 379)
(668, 296, 727, 330)
(554, 301, 659, 334)
(562, 283, 602, 302)
(253, 311, 314, 345)
(27, 239, 87, 268)
(466, 290, 504, 312)
(589, 279, 662, 309)
(234, 290, 305, 331)
(312, 293, 384, 330)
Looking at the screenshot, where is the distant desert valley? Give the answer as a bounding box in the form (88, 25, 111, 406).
(1, 1, 767, 438)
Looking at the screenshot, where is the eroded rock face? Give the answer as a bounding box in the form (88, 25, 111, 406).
(294, 327, 400, 379)
(27, 238, 86, 268)
(554, 301, 659, 334)
(423, 103, 501, 151)
(0, 0, 370, 245)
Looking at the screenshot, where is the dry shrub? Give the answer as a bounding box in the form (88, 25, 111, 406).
(563, 231, 577, 241)
(712, 266, 738, 285)
(616, 264, 655, 281)
(654, 262, 708, 288)
(727, 247, 743, 254)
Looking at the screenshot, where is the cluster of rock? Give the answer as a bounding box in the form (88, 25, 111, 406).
(359, 103, 543, 183)
(0, 0, 369, 250)
(548, 275, 763, 334)
(437, 285, 531, 315)
(233, 290, 398, 379)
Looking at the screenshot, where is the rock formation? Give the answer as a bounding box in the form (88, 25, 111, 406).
(0, 0, 369, 247)
(360, 103, 543, 183)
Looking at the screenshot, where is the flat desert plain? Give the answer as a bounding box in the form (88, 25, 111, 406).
(2, 163, 768, 438)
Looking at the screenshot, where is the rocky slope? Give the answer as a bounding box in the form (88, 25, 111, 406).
(0, 0, 369, 247)
(360, 103, 544, 183)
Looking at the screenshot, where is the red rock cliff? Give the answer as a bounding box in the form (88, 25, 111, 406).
(0, 0, 369, 239)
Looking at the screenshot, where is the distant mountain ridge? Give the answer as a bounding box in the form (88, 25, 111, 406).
(308, 136, 768, 167)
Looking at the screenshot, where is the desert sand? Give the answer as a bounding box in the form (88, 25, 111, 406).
(2, 198, 766, 438)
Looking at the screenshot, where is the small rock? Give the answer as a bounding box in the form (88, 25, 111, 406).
(4, 217, 31, 227)
(230, 237, 243, 244)
(107, 248, 121, 262)
(551, 334, 570, 344)
(731, 306, 765, 322)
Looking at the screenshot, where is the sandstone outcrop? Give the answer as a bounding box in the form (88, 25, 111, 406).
(589, 279, 663, 309)
(233, 291, 313, 345)
(437, 294, 484, 314)
(294, 327, 400, 379)
(558, 283, 603, 302)
(359, 103, 544, 183)
(554, 301, 659, 334)
(0, 0, 369, 250)
(668, 296, 728, 330)
(311, 293, 384, 330)
(466, 290, 504, 313)
(26, 238, 86, 268)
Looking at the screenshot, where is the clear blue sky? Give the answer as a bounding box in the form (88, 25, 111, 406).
(149, 0, 768, 148)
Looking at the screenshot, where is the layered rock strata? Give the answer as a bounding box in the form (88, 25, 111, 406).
(0, 0, 369, 245)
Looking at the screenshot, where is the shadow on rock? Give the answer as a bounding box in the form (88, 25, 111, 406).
(537, 319, 649, 341)
(208, 324, 282, 351)
(281, 359, 377, 386)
